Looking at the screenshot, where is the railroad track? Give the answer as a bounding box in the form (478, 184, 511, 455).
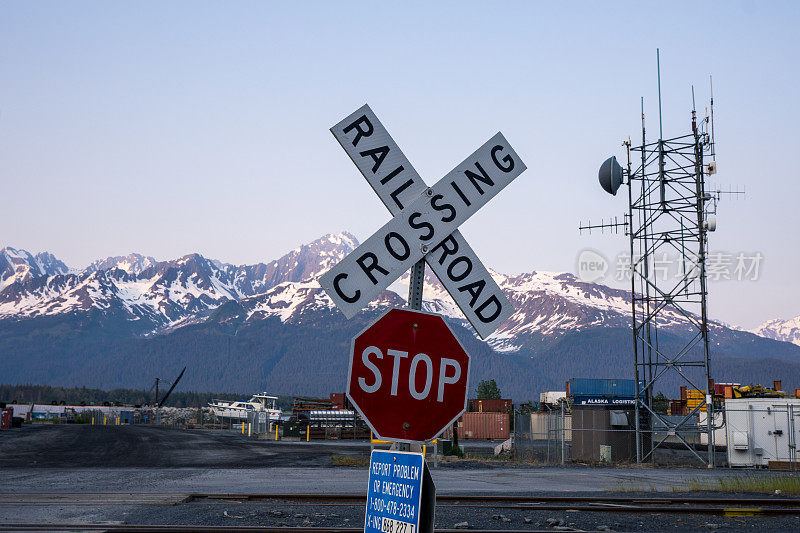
(195, 493, 800, 515)
(4, 492, 800, 505)
(2, 493, 799, 531)
(179, 493, 800, 514)
(0, 522, 629, 533)
(2, 492, 800, 513)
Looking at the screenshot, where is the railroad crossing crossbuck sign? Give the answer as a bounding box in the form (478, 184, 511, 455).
(319, 104, 527, 339)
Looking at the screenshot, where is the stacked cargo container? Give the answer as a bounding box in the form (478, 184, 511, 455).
(436, 399, 513, 440)
(468, 398, 512, 413)
(441, 412, 510, 440)
(568, 378, 638, 406)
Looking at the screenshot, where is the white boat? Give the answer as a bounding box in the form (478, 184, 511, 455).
(208, 393, 281, 422)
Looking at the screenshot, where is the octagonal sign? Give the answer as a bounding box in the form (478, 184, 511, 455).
(347, 307, 470, 444)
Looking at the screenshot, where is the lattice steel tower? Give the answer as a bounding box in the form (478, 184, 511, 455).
(582, 50, 721, 466)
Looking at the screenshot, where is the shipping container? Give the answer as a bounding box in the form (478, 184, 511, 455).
(669, 400, 687, 416)
(329, 393, 346, 410)
(686, 389, 707, 412)
(539, 391, 567, 405)
(714, 382, 740, 396)
(569, 378, 639, 399)
(468, 398, 512, 413)
(1, 408, 11, 430)
(441, 412, 510, 440)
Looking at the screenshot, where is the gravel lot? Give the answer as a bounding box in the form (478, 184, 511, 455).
(1, 425, 798, 531)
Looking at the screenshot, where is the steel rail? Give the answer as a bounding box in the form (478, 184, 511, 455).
(184, 493, 800, 506)
(4, 492, 800, 507)
(0, 523, 363, 533)
(0, 527, 552, 533)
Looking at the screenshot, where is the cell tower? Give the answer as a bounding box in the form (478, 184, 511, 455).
(580, 50, 735, 466)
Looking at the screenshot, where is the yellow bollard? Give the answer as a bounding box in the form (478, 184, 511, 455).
(275, 424, 279, 441)
(104, 417, 107, 425)
(241, 422, 245, 434)
(306, 425, 310, 442)
(91, 417, 94, 425)
(248, 423, 251, 437)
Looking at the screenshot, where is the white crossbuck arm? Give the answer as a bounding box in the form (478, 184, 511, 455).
(319, 105, 526, 339)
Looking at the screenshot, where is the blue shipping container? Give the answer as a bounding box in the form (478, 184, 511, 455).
(569, 378, 640, 399)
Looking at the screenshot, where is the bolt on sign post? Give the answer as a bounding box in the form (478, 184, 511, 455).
(321, 104, 526, 533)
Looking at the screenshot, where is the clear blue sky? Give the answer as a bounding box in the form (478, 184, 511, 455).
(1, 1, 797, 328)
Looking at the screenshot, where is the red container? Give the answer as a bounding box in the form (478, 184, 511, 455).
(670, 400, 687, 416)
(329, 393, 346, 410)
(468, 399, 513, 413)
(1, 408, 11, 430)
(714, 382, 740, 395)
(442, 412, 510, 440)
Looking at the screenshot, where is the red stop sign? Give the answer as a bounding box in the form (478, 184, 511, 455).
(347, 308, 470, 443)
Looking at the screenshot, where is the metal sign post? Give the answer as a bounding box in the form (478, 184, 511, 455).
(402, 258, 425, 454)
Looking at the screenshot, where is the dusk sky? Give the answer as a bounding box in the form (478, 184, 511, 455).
(1, 1, 797, 329)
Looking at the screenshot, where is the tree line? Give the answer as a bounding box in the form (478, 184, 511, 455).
(0, 383, 285, 408)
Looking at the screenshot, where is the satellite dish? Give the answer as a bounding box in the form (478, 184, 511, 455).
(598, 156, 624, 196)
(704, 215, 717, 232)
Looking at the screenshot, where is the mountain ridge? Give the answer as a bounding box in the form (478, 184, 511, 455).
(751, 315, 800, 346)
(1, 233, 799, 397)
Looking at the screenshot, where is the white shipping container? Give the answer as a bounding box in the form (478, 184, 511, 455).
(539, 391, 567, 404)
(724, 398, 800, 467)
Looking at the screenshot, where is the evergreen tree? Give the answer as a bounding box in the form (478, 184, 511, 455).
(475, 379, 502, 399)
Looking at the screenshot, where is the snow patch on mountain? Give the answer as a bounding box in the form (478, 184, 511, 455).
(751, 315, 800, 346)
(0, 246, 70, 291)
(85, 253, 157, 275)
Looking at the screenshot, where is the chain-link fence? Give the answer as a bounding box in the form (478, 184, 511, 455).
(513, 400, 800, 468)
(514, 407, 571, 464)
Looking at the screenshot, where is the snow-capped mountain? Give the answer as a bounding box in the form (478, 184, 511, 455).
(0, 247, 70, 291)
(2, 233, 799, 397)
(0, 231, 770, 344)
(0, 233, 361, 333)
(85, 253, 157, 275)
(751, 316, 800, 346)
